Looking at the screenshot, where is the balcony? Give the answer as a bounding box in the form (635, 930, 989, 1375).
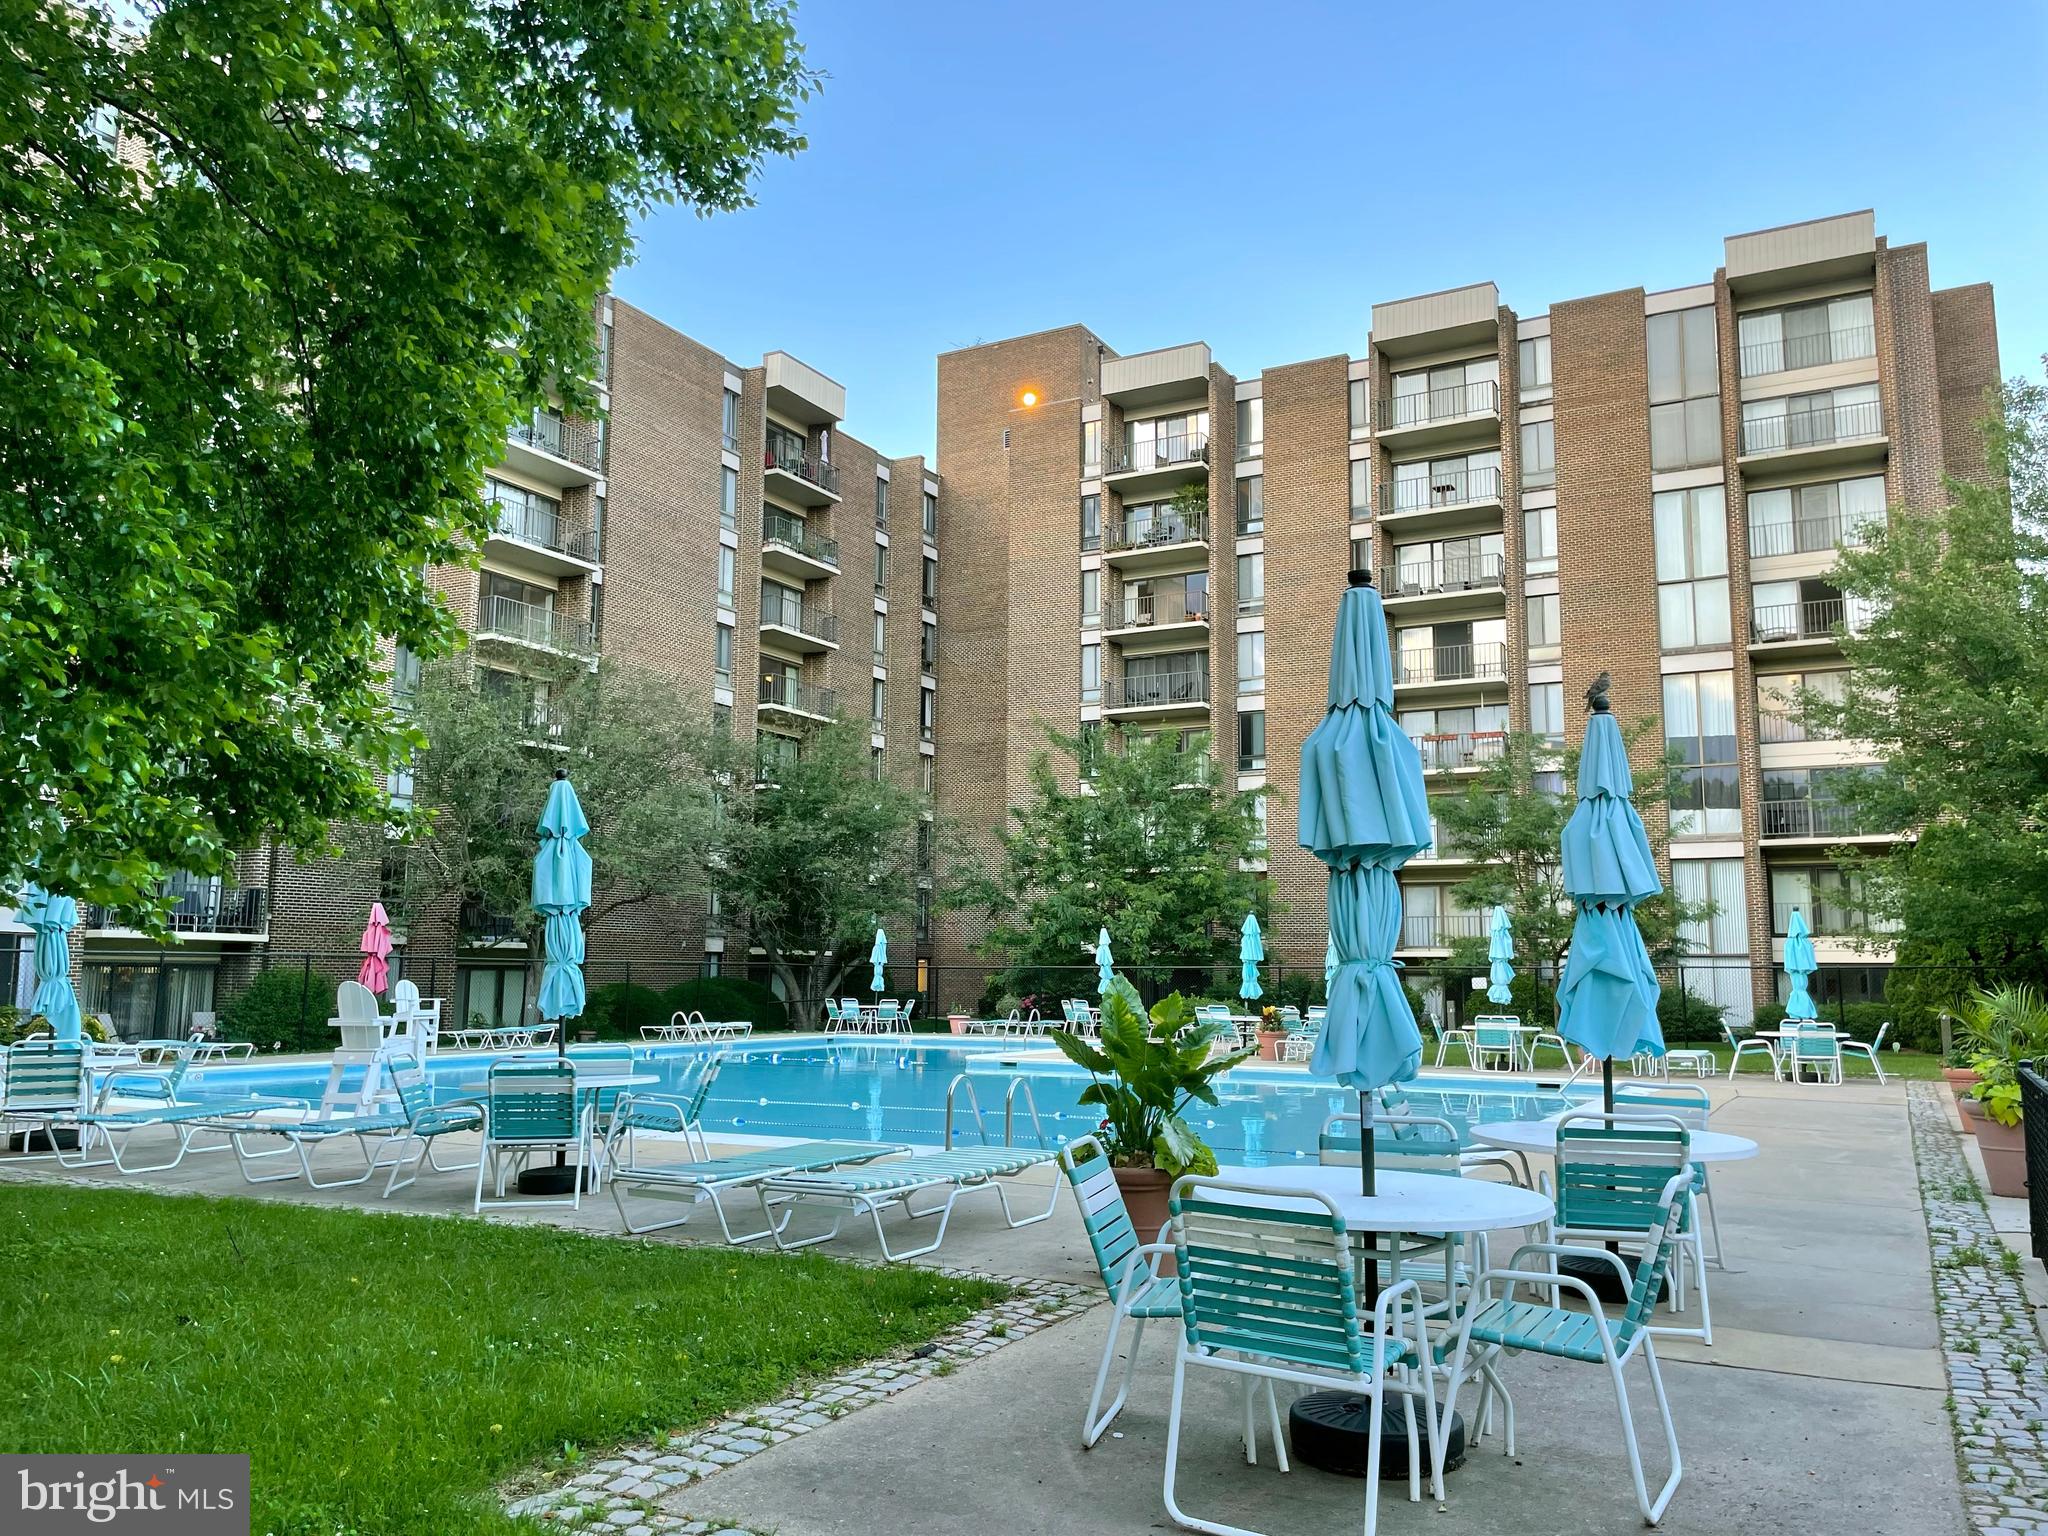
(1411, 730, 1506, 774)
(1738, 323, 1876, 380)
(1385, 552, 1506, 611)
(1104, 668, 1210, 718)
(1105, 589, 1210, 646)
(1738, 396, 1886, 471)
(1760, 798, 1901, 843)
(758, 590, 839, 654)
(1747, 508, 1880, 562)
(1377, 465, 1504, 533)
(1376, 380, 1501, 447)
(1749, 598, 1847, 653)
(1104, 437, 1209, 498)
(763, 442, 841, 507)
(84, 882, 269, 941)
(485, 501, 600, 578)
(1101, 509, 1209, 575)
(761, 509, 840, 581)
(758, 674, 838, 723)
(1395, 642, 1510, 691)
(504, 413, 603, 489)
(475, 595, 596, 659)
(460, 899, 526, 948)
(1397, 912, 1489, 950)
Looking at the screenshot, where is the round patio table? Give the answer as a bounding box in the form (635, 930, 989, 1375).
(1470, 1118, 1759, 1164)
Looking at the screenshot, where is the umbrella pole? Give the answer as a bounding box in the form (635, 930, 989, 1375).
(1358, 1088, 1378, 1308)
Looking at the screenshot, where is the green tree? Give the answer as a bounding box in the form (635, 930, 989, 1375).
(707, 722, 937, 1031)
(1, 1, 812, 926)
(1801, 374, 2048, 995)
(967, 726, 1269, 998)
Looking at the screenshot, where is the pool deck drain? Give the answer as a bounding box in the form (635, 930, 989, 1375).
(501, 1269, 1095, 1532)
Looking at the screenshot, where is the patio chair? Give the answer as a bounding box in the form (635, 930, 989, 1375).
(67, 1047, 302, 1174)
(1839, 1021, 1890, 1083)
(1522, 1030, 1576, 1072)
(1787, 1023, 1844, 1085)
(1663, 1046, 1715, 1078)
(321, 980, 396, 1115)
(1162, 1177, 1439, 1536)
(876, 1000, 904, 1032)
(1277, 1032, 1316, 1063)
(1628, 1049, 1669, 1079)
(1304, 1005, 1327, 1030)
(1058, 1134, 1179, 1447)
(1612, 1083, 1719, 1266)
(1435, 1165, 1691, 1525)
(1721, 1020, 1781, 1079)
(839, 998, 865, 1034)
(206, 1049, 440, 1190)
(1320, 1112, 1481, 1313)
(390, 979, 441, 1056)
(1, 1041, 90, 1159)
(607, 1124, 909, 1240)
(1277, 1005, 1304, 1032)
(1542, 1112, 1710, 1343)
(474, 1059, 593, 1212)
(376, 1057, 485, 1197)
(1470, 1018, 1521, 1072)
(1427, 1013, 1474, 1068)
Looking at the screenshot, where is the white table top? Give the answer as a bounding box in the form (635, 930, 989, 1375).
(1470, 1118, 1760, 1163)
(1750, 1028, 1838, 1040)
(456, 1071, 660, 1096)
(1212, 1165, 1554, 1234)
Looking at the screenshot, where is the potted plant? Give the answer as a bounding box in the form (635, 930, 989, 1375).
(1942, 1047, 1982, 1098)
(1954, 984, 2048, 1197)
(1051, 976, 1253, 1270)
(1255, 1004, 1287, 1061)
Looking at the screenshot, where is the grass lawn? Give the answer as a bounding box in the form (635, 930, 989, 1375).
(0, 1185, 1006, 1535)
(1516, 1042, 1943, 1080)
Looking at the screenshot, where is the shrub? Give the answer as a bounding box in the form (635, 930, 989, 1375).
(218, 967, 340, 1053)
(0, 1007, 110, 1045)
(1656, 987, 1727, 1044)
(660, 977, 788, 1033)
(580, 982, 665, 1040)
(1270, 972, 1326, 1012)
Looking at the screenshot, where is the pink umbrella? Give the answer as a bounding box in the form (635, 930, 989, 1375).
(357, 902, 393, 996)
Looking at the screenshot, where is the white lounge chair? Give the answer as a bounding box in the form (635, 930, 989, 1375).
(755, 1144, 1062, 1261)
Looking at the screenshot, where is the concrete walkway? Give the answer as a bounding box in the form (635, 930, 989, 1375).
(6, 1070, 1971, 1534)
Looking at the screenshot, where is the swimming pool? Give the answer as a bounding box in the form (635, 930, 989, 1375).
(171, 1037, 1591, 1166)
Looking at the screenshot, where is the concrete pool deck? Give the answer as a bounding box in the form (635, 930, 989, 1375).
(5, 1067, 2034, 1535)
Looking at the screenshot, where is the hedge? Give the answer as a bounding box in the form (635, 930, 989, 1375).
(218, 967, 341, 1053)
(1751, 999, 1938, 1052)
(661, 977, 788, 1033)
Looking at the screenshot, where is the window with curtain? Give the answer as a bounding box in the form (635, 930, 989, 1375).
(1737, 292, 1875, 376)
(1236, 552, 1264, 614)
(1349, 458, 1371, 518)
(1080, 642, 1101, 704)
(1236, 474, 1264, 535)
(1236, 397, 1263, 458)
(1746, 473, 1887, 558)
(1236, 631, 1265, 694)
(1654, 485, 1730, 648)
(1529, 682, 1565, 747)
(1673, 858, 1750, 1020)
(1519, 419, 1555, 488)
(1348, 378, 1368, 437)
(1079, 569, 1100, 628)
(1525, 593, 1560, 658)
(1647, 306, 1722, 470)
(1663, 671, 1739, 836)
(1518, 335, 1552, 393)
(1523, 503, 1557, 574)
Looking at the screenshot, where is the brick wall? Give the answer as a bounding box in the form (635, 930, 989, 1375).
(1930, 283, 2002, 485)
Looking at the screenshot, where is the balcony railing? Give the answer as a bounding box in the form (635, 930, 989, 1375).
(1411, 730, 1507, 772)
(1761, 800, 1894, 839)
(758, 590, 838, 644)
(1399, 912, 1489, 947)
(509, 414, 603, 471)
(1750, 598, 1845, 645)
(1746, 509, 1880, 560)
(1115, 589, 1210, 628)
(1738, 323, 1877, 378)
(1740, 398, 1884, 455)
(759, 674, 837, 717)
(476, 595, 595, 655)
(1380, 464, 1503, 515)
(489, 500, 598, 561)
(762, 509, 839, 567)
(1107, 669, 1210, 710)
(1379, 379, 1500, 431)
(1104, 509, 1209, 553)
(85, 882, 269, 936)
(1770, 901, 1898, 939)
(764, 441, 840, 496)
(1390, 552, 1505, 597)
(1397, 642, 1509, 686)
(1109, 437, 1209, 475)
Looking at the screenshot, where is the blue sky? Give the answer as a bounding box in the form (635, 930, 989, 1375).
(615, 1, 2047, 464)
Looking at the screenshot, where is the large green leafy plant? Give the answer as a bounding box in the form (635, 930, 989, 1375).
(1956, 983, 2048, 1127)
(1051, 976, 1252, 1177)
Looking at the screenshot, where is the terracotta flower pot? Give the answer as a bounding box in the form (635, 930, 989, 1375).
(1944, 1066, 1982, 1096)
(1973, 1111, 2030, 1199)
(948, 1015, 969, 1036)
(1114, 1164, 1177, 1275)
(1257, 1029, 1288, 1061)
(1959, 1094, 1987, 1137)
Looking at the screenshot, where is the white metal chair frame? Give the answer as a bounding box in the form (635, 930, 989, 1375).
(1839, 1020, 1890, 1083)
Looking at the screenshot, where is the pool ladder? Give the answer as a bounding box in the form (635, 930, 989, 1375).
(942, 1073, 1050, 1150)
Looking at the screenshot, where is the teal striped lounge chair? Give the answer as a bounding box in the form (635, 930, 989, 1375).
(1162, 1177, 1439, 1536)
(1435, 1165, 1693, 1525)
(475, 1059, 592, 1211)
(1058, 1134, 1179, 1447)
(756, 1142, 1062, 1262)
(69, 1048, 303, 1174)
(605, 1121, 910, 1241)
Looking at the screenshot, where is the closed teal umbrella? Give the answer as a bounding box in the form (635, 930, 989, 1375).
(21, 886, 82, 1041)
(533, 771, 592, 1032)
(1486, 905, 1516, 1006)
(1783, 909, 1818, 1020)
(870, 925, 888, 994)
(1094, 927, 1114, 995)
(1238, 912, 1264, 1003)
(1323, 933, 1338, 991)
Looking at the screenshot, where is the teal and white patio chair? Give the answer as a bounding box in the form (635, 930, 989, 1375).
(69, 1047, 302, 1175)
(1541, 1112, 1710, 1343)
(1276, 1005, 1304, 1031)
(1304, 1005, 1327, 1030)
(1426, 1013, 1474, 1068)
(1321, 1112, 1488, 1314)
(1470, 1018, 1521, 1072)
(1435, 1165, 1692, 1525)
(1610, 1084, 1720, 1266)
(1162, 1177, 1440, 1536)
(1721, 1020, 1781, 1079)
(603, 1052, 724, 1167)
(376, 1057, 485, 1196)
(1839, 1021, 1890, 1083)
(474, 1059, 593, 1212)
(1, 1041, 90, 1159)
(875, 999, 904, 1032)
(1523, 1030, 1577, 1072)
(1787, 1023, 1844, 1085)
(606, 1130, 908, 1240)
(1058, 1134, 1179, 1447)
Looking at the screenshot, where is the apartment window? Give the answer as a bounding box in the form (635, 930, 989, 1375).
(1238, 710, 1266, 773)
(871, 678, 887, 727)
(873, 611, 886, 660)
(871, 746, 886, 782)
(720, 466, 738, 531)
(1390, 450, 1500, 513)
(1250, 796, 1269, 855)
(714, 621, 733, 686)
(1771, 864, 1890, 938)
(922, 553, 938, 611)
(1079, 568, 1101, 628)
(1236, 631, 1265, 695)
(1392, 533, 1503, 596)
(873, 540, 887, 596)
(874, 476, 889, 527)
(1647, 306, 1721, 470)
(1236, 474, 1264, 536)
(1236, 552, 1264, 615)
(1349, 459, 1371, 519)
(721, 389, 740, 455)
(1653, 486, 1730, 649)
(919, 753, 935, 794)
(1746, 474, 1886, 559)
(1080, 493, 1101, 552)
(921, 618, 937, 673)
(1519, 419, 1555, 490)
(918, 685, 935, 742)
(923, 491, 937, 540)
(1738, 292, 1875, 377)
(1523, 503, 1557, 575)
(391, 643, 422, 705)
(1674, 859, 1752, 1020)
(717, 545, 735, 604)
(1757, 669, 1848, 743)
(1348, 378, 1370, 437)
(1663, 671, 1739, 837)
(1081, 420, 1102, 476)
(1078, 720, 1104, 779)
(1119, 410, 1209, 471)
(1525, 593, 1561, 660)
(387, 753, 416, 810)
(1080, 642, 1102, 704)
(1350, 535, 1372, 574)
(1236, 397, 1263, 459)
(1740, 384, 1882, 455)
(1398, 619, 1506, 685)
(1518, 335, 1552, 393)
(1762, 766, 1884, 839)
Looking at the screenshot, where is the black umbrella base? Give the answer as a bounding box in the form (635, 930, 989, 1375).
(1555, 1251, 1668, 1305)
(1290, 1392, 1465, 1480)
(8, 1129, 81, 1154)
(516, 1164, 597, 1195)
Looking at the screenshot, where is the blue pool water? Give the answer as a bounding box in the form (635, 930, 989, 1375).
(171, 1038, 1591, 1166)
